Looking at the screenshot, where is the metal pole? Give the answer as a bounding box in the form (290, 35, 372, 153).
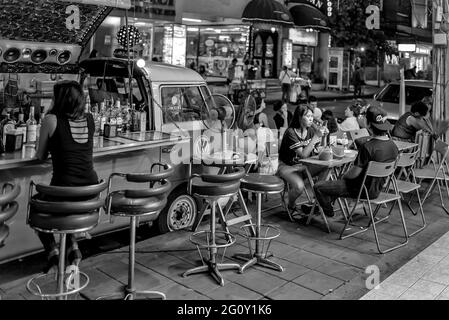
(124, 9, 133, 108)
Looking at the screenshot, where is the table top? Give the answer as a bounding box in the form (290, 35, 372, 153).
(298, 150, 358, 168)
(393, 140, 419, 152)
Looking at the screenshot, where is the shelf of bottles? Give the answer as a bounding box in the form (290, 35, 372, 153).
(0, 95, 147, 155)
(0, 104, 41, 154)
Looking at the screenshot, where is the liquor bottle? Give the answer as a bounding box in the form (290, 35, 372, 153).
(84, 95, 91, 114)
(2, 112, 16, 144)
(26, 106, 37, 144)
(116, 103, 123, 135)
(341, 132, 349, 150)
(99, 102, 107, 136)
(16, 106, 27, 144)
(139, 107, 146, 133)
(130, 104, 140, 132)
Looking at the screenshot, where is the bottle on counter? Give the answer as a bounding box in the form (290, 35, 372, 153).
(130, 104, 140, 132)
(26, 106, 37, 144)
(16, 106, 27, 144)
(84, 95, 91, 114)
(2, 112, 16, 144)
(99, 102, 107, 136)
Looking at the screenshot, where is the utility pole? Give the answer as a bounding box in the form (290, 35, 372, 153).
(432, 0, 449, 140)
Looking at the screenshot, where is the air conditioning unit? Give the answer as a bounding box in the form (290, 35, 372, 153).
(0, 40, 81, 65)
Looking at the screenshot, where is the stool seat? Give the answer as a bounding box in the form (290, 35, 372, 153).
(0, 202, 18, 223)
(110, 193, 167, 216)
(0, 224, 9, 246)
(191, 177, 240, 197)
(29, 211, 100, 232)
(240, 174, 284, 193)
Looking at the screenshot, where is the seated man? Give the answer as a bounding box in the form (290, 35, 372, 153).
(313, 106, 399, 217)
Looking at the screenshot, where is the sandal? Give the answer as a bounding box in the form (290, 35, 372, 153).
(67, 243, 82, 267)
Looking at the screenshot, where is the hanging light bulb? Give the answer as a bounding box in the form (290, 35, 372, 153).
(271, 27, 276, 33)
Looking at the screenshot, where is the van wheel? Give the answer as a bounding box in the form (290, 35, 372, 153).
(156, 188, 198, 234)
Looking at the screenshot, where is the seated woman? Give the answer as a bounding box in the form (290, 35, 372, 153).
(338, 104, 361, 132)
(391, 101, 434, 142)
(321, 109, 339, 134)
(277, 105, 328, 213)
(36, 80, 99, 274)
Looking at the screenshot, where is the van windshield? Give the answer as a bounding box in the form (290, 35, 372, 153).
(377, 84, 432, 105)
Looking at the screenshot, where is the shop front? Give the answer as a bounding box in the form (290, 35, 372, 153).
(286, 0, 331, 86)
(186, 25, 250, 79)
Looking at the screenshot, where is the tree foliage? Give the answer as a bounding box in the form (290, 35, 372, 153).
(329, 0, 397, 66)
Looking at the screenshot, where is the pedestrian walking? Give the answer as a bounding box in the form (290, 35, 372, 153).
(279, 66, 293, 104)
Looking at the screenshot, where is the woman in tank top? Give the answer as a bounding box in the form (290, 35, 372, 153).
(36, 80, 99, 273)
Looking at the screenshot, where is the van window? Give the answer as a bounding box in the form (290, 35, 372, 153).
(377, 84, 432, 105)
(161, 86, 208, 124)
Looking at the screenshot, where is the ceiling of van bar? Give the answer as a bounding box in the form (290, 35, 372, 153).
(0, 0, 112, 48)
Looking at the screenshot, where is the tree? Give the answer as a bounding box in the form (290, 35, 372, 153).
(329, 0, 397, 67)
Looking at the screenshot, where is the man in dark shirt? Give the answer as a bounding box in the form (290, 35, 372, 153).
(313, 106, 399, 217)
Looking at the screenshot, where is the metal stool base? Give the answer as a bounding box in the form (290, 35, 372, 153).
(183, 260, 241, 286)
(97, 287, 166, 300)
(234, 253, 284, 272)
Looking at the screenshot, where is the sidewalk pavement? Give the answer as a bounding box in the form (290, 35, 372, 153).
(264, 85, 381, 103)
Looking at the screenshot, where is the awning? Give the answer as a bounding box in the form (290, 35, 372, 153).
(242, 0, 294, 26)
(289, 3, 330, 31)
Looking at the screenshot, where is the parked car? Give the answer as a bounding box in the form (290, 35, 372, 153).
(369, 80, 433, 121)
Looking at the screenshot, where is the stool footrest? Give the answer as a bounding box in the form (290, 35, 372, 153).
(189, 230, 236, 249)
(225, 214, 253, 227)
(26, 270, 89, 300)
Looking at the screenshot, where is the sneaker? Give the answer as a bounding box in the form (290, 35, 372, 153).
(301, 204, 319, 215)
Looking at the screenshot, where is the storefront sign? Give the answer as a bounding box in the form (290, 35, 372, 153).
(289, 28, 318, 46)
(282, 39, 293, 68)
(291, 0, 333, 17)
(130, 0, 176, 21)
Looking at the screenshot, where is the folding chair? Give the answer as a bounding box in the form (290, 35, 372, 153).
(414, 140, 449, 215)
(392, 150, 426, 236)
(347, 128, 370, 150)
(414, 130, 433, 168)
(339, 160, 409, 254)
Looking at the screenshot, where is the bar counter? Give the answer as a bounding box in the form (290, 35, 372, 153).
(0, 130, 191, 263)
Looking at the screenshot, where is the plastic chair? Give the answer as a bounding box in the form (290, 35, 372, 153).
(27, 180, 107, 300)
(99, 163, 173, 300)
(339, 160, 409, 254)
(392, 150, 426, 236)
(347, 128, 370, 150)
(414, 140, 449, 215)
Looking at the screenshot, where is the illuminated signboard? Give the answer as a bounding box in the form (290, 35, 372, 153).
(289, 28, 318, 46)
(163, 24, 186, 66)
(290, 0, 333, 17)
(282, 39, 293, 68)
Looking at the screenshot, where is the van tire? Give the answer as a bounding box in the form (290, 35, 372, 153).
(156, 186, 198, 234)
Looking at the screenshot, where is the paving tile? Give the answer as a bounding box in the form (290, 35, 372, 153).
(293, 270, 345, 295)
(360, 290, 396, 300)
(207, 282, 263, 300)
(252, 257, 311, 281)
(398, 288, 436, 300)
(226, 268, 287, 296)
(382, 272, 421, 288)
(314, 260, 362, 282)
(158, 282, 211, 300)
(409, 279, 446, 298)
(301, 241, 345, 259)
(283, 249, 330, 269)
(266, 282, 323, 300)
(333, 250, 379, 269)
(422, 269, 449, 285)
(372, 282, 409, 299)
(435, 286, 449, 299)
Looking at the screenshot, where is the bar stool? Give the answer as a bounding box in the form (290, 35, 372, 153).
(183, 167, 245, 286)
(100, 163, 173, 300)
(26, 180, 108, 300)
(234, 174, 284, 272)
(0, 182, 20, 247)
